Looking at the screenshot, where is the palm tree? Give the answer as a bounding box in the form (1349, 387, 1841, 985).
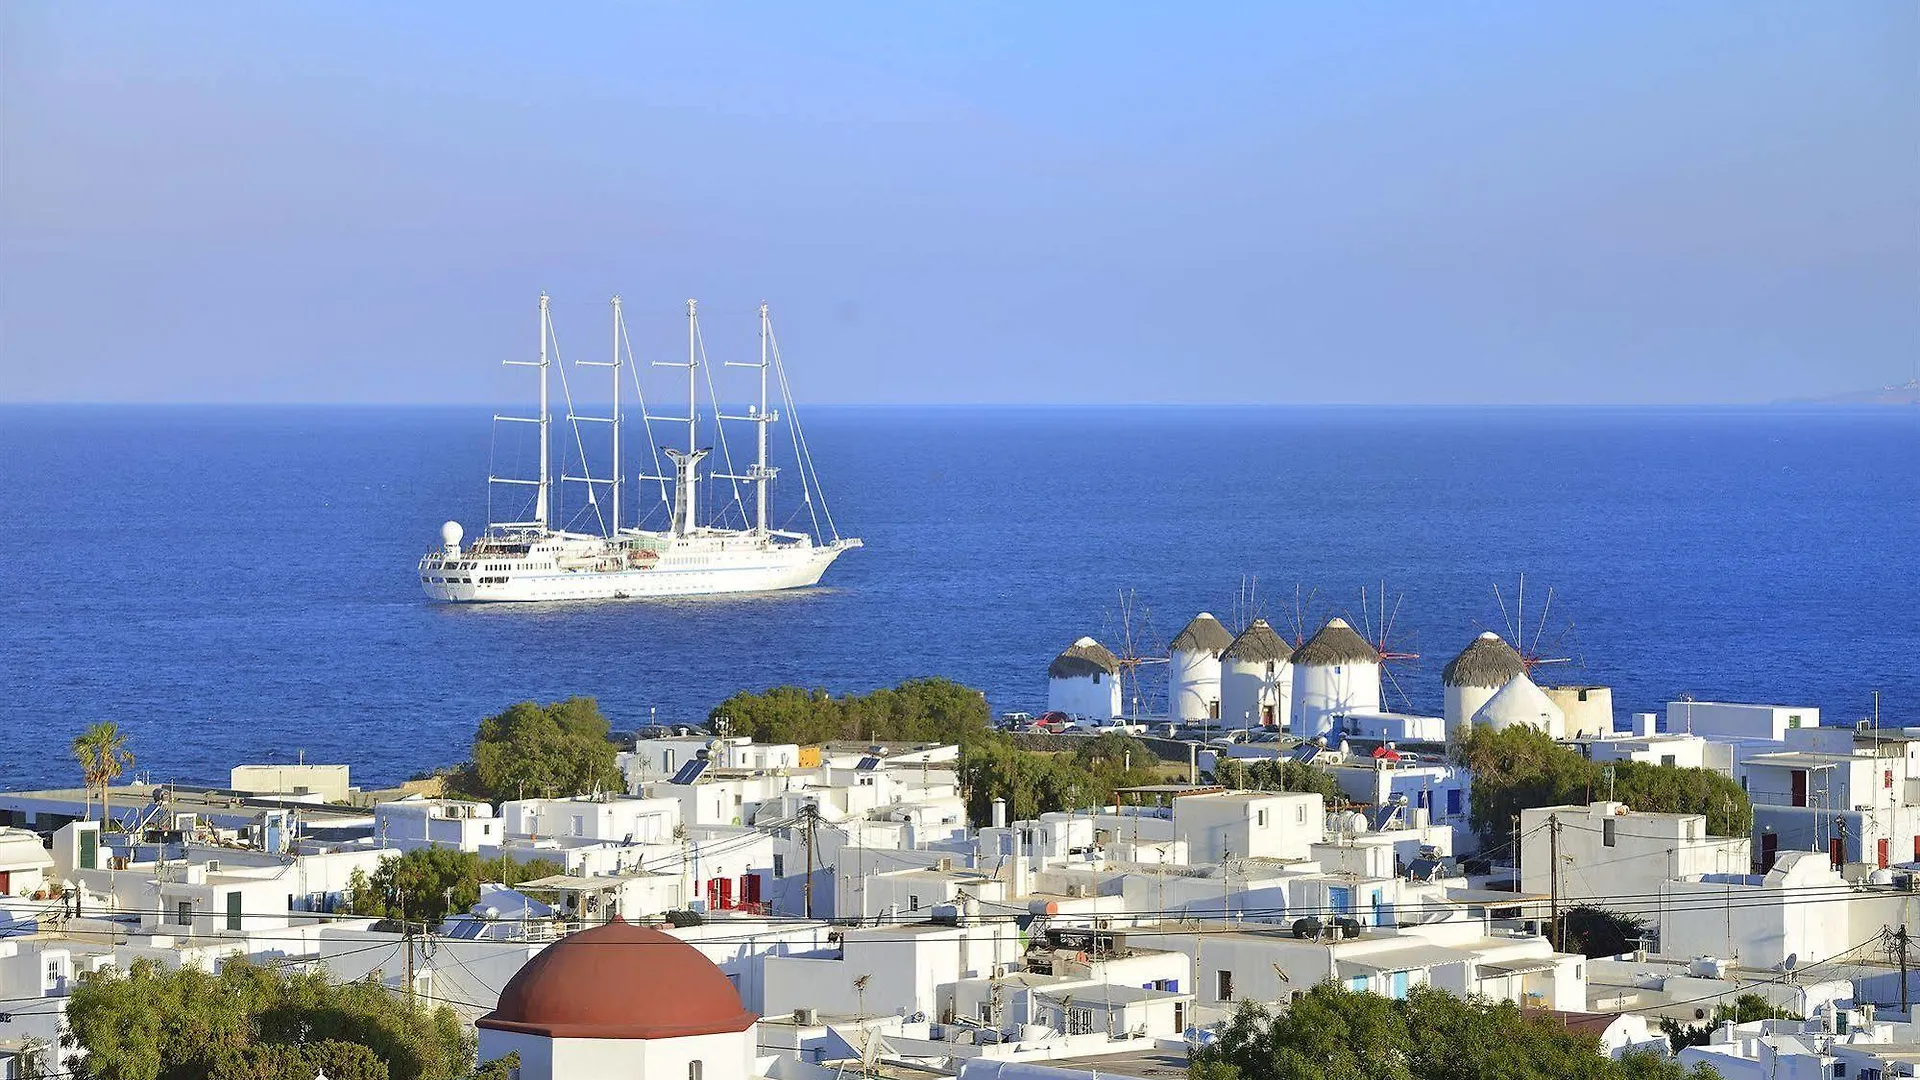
(72, 722, 134, 829)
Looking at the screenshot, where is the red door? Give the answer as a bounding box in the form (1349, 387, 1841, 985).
(741, 873, 762, 909)
(0, 870, 9, 895)
(706, 879, 720, 908)
(717, 877, 733, 910)
(1791, 770, 1808, 808)
(1878, 839, 1890, 869)
(1913, 835, 1920, 863)
(1830, 837, 1845, 870)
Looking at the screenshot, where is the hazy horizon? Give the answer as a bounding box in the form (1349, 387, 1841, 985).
(3, 3, 1915, 407)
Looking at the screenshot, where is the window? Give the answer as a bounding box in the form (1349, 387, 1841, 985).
(1660, 754, 1676, 768)
(1603, 819, 1617, 847)
(689, 1062, 703, 1080)
(226, 891, 243, 931)
(1067, 1006, 1097, 1035)
(1787, 715, 1802, 729)
(1295, 805, 1306, 824)
(1256, 809, 1268, 827)
(773, 854, 785, 877)
(175, 900, 193, 927)
(1216, 970, 1234, 1001)
(909, 895, 920, 912)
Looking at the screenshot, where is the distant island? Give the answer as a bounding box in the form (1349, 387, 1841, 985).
(1781, 376, 1920, 406)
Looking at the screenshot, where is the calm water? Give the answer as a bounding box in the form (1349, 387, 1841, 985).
(2, 405, 1915, 791)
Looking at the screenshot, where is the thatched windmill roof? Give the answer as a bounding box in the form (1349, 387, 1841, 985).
(1049, 637, 1120, 679)
(1170, 612, 1234, 656)
(1442, 632, 1526, 689)
(1291, 617, 1379, 666)
(1222, 618, 1291, 664)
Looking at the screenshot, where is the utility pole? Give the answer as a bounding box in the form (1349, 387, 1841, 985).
(1548, 814, 1562, 952)
(404, 916, 416, 1006)
(1897, 924, 1911, 1014)
(803, 805, 816, 920)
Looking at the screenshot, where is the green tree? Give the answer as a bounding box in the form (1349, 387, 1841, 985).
(71, 721, 135, 826)
(1216, 758, 1344, 801)
(710, 678, 992, 745)
(1193, 986, 1719, 1080)
(1661, 993, 1797, 1051)
(341, 849, 565, 925)
(1452, 725, 1751, 847)
(62, 958, 478, 1080)
(454, 697, 625, 803)
(1561, 906, 1650, 959)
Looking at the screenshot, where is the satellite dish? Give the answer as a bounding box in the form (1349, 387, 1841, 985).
(1778, 952, 1798, 973)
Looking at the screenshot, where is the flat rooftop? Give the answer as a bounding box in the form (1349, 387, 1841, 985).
(1034, 1046, 1191, 1080)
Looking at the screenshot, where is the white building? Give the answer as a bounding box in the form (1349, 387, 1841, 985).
(1124, 918, 1587, 1024)
(1665, 701, 1819, 741)
(476, 917, 762, 1080)
(1519, 802, 1750, 933)
(1441, 632, 1526, 738)
(1219, 619, 1291, 731)
(1743, 736, 1920, 871)
(0, 830, 53, 899)
(1472, 674, 1565, 737)
(1046, 638, 1122, 720)
(1544, 686, 1614, 738)
(1290, 618, 1380, 741)
(373, 797, 500, 852)
(228, 764, 353, 803)
(1169, 612, 1232, 724)
(1660, 850, 1917, 970)
(1677, 1005, 1920, 1080)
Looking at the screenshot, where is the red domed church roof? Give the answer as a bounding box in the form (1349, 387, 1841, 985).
(478, 917, 758, 1040)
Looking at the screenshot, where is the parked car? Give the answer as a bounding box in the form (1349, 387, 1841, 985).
(1028, 711, 1072, 732)
(1083, 717, 1148, 736)
(999, 711, 1034, 729)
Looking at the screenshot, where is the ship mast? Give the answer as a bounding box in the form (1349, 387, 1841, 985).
(640, 300, 708, 538)
(610, 297, 622, 533)
(491, 293, 553, 532)
(538, 293, 551, 530)
(721, 302, 779, 536)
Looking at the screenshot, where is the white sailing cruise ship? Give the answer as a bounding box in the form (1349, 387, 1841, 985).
(420, 295, 861, 602)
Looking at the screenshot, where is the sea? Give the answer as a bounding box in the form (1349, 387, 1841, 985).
(2, 405, 1915, 792)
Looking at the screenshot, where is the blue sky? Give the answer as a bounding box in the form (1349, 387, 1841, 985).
(3, 3, 1914, 404)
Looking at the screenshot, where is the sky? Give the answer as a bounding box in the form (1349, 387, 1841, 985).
(2, 3, 1915, 405)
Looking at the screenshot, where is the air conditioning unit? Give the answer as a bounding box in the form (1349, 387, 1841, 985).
(205, 860, 220, 872)
(936, 857, 954, 872)
(793, 1008, 818, 1026)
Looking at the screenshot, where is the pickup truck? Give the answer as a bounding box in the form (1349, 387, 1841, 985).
(1079, 717, 1148, 736)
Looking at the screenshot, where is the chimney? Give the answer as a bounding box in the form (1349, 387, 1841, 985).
(992, 798, 1008, 830)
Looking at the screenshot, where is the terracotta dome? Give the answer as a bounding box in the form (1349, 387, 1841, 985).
(478, 917, 757, 1040)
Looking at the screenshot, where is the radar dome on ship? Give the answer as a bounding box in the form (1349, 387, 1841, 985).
(1046, 636, 1122, 720)
(1169, 612, 1233, 724)
(1290, 617, 1381, 741)
(440, 521, 464, 548)
(1442, 631, 1525, 737)
(1220, 618, 1291, 731)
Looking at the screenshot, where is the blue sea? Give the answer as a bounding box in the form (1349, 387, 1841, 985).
(2, 405, 1915, 792)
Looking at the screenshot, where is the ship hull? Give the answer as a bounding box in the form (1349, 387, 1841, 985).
(420, 541, 853, 603)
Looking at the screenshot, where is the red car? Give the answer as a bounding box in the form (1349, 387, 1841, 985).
(1030, 711, 1072, 732)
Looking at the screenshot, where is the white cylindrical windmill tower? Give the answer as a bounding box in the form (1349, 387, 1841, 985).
(1169, 612, 1233, 724)
(1442, 632, 1527, 740)
(1471, 673, 1566, 737)
(1290, 617, 1381, 740)
(1219, 618, 1292, 731)
(1046, 637, 1122, 720)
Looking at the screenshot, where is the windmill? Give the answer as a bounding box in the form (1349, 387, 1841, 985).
(1489, 572, 1578, 674)
(1101, 589, 1169, 722)
(1348, 581, 1421, 710)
